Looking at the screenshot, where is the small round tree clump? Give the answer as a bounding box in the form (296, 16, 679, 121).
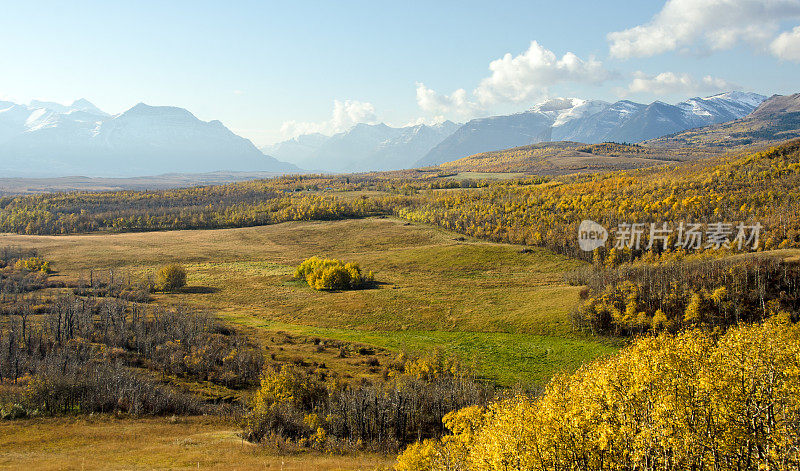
(293, 257, 374, 291)
(157, 263, 187, 292)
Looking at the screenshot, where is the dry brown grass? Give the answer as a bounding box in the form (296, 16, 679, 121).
(0, 416, 390, 470)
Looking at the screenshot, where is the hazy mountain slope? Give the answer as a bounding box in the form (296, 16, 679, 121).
(0, 100, 298, 177)
(264, 121, 459, 172)
(418, 112, 555, 167)
(604, 101, 692, 142)
(261, 133, 329, 165)
(647, 93, 800, 149)
(353, 121, 460, 171)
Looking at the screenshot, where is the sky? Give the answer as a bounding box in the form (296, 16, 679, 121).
(1, 0, 800, 146)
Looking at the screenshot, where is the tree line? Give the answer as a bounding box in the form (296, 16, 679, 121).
(2, 141, 800, 261)
(567, 253, 800, 336)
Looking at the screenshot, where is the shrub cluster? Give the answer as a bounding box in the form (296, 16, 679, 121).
(12, 257, 51, 273)
(293, 257, 374, 291)
(156, 263, 187, 292)
(243, 352, 491, 451)
(0, 296, 263, 417)
(0, 248, 51, 295)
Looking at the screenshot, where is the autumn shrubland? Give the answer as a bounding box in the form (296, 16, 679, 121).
(2, 140, 800, 468)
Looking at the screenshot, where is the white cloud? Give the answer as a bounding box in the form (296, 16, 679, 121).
(280, 99, 378, 138)
(415, 83, 480, 118)
(474, 41, 611, 106)
(625, 71, 739, 96)
(416, 41, 612, 119)
(770, 25, 800, 60)
(233, 90, 244, 95)
(608, 0, 800, 59)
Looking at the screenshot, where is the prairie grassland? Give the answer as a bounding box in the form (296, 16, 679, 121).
(0, 217, 617, 385)
(0, 416, 390, 470)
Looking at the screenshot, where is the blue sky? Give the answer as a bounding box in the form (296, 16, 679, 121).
(2, 0, 799, 145)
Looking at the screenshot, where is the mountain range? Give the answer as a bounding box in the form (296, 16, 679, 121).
(0, 100, 298, 177)
(262, 121, 460, 172)
(416, 91, 767, 166)
(647, 93, 800, 149)
(0, 91, 772, 178)
(433, 93, 800, 176)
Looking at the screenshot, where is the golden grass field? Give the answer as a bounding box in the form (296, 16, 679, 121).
(0, 217, 617, 385)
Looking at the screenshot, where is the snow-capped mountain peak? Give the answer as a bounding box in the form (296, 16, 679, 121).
(0, 98, 298, 177)
(27, 98, 109, 117)
(706, 91, 767, 108)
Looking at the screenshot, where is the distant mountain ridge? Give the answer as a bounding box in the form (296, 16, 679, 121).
(0, 91, 773, 177)
(647, 93, 800, 149)
(417, 92, 767, 167)
(262, 121, 460, 172)
(433, 93, 800, 177)
(0, 99, 298, 177)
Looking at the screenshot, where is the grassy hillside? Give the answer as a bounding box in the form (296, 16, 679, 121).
(3, 141, 800, 469)
(0, 217, 615, 386)
(435, 141, 708, 174)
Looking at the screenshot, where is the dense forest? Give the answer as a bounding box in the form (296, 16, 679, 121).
(568, 254, 800, 336)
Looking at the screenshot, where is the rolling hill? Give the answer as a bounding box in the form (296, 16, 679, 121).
(436, 141, 708, 174)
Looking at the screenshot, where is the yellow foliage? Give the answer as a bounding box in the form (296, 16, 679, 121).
(293, 256, 373, 290)
(13, 257, 51, 273)
(397, 318, 800, 470)
(394, 439, 438, 471)
(156, 263, 186, 292)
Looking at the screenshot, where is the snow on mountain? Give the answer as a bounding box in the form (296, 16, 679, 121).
(418, 92, 767, 166)
(0, 91, 769, 176)
(678, 92, 767, 127)
(0, 100, 297, 177)
(417, 111, 554, 167)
